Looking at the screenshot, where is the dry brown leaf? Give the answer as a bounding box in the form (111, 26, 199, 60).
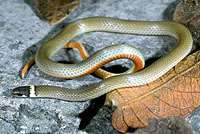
(104, 50, 200, 133)
(35, 0, 80, 25)
(173, 1, 200, 49)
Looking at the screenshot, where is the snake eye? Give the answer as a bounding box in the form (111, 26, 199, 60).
(11, 86, 30, 97)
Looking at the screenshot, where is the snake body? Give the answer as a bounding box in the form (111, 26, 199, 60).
(12, 17, 193, 101)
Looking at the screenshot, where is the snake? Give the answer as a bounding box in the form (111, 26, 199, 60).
(12, 17, 193, 101)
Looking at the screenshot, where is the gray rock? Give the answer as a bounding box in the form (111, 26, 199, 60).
(0, 0, 199, 133)
(132, 116, 193, 134)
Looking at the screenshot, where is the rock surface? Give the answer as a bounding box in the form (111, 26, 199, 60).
(0, 0, 199, 133)
(132, 116, 193, 134)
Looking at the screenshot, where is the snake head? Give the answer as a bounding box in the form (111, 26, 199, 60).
(11, 86, 30, 97)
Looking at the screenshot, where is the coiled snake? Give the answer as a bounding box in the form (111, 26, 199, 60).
(12, 17, 193, 101)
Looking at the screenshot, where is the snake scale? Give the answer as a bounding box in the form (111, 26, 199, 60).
(12, 17, 193, 101)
